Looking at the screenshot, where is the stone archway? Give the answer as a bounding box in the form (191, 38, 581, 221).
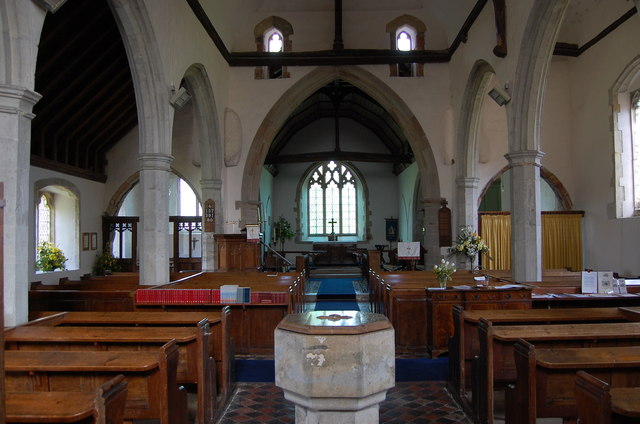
(240, 65, 441, 265)
(455, 60, 498, 241)
(108, 0, 173, 284)
(508, 0, 571, 282)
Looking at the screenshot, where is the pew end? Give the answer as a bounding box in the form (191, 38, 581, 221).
(575, 370, 612, 424)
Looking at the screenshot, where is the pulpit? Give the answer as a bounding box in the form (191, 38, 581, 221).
(214, 234, 260, 271)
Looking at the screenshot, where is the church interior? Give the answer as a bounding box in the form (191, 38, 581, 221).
(2, 0, 640, 423)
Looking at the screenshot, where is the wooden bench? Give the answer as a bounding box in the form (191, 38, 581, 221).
(448, 306, 632, 399)
(28, 309, 233, 408)
(476, 320, 640, 424)
(136, 271, 305, 355)
(5, 374, 128, 424)
(5, 323, 215, 424)
(575, 370, 640, 424)
(5, 341, 187, 424)
(507, 339, 640, 423)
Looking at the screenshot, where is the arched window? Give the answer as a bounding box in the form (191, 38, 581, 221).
(297, 161, 367, 242)
(396, 31, 412, 51)
(611, 60, 640, 218)
(632, 89, 640, 213)
(308, 161, 357, 236)
(267, 30, 283, 53)
(386, 16, 425, 77)
(34, 181, 80, 272)
(254, 17, 293, 79)
(37, 193, 53, 245)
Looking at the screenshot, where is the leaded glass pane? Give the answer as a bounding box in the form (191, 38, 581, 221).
(309, 182, 324, 234)
(307, 161, 358, 236)
(37, 195, 51, 245)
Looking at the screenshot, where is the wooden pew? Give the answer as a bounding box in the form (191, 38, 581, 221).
(29, 309, 233, 408)
(5, 341, 187, 424)
(507, 339, 640, 423)
(448, 306, 632, 399)
(4, 322, 215, 424)
(136, 271, 304, 355)
(5, 374, 128, 424)
(575, 370, 640, 424)
(476, 320, 640, 424)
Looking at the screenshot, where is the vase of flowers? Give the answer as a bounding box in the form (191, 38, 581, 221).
(450, 226, 490, 270)
(93, 243, 121, 276)
(35, 241, 68, 272)
(433, 259, 456, 288)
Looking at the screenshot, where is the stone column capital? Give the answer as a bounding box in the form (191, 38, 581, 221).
(455, 176, 480, 189)
(200, 178, 223, 191)
(504, 150, 545, 167)
(0, 85, 42, 116)
(138, 153, 173, 171)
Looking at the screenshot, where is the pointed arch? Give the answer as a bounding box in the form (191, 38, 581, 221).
(510, 0, 570, 153)
(108, 0, 172, 155)
(182, 64, 223, 183)
(241, 65, 439, 214)
(456, 60, 496, 180)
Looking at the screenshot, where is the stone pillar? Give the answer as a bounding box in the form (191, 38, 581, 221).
(0, 85, 41, 326)
(455, 177, 480, 270)
(138, 153, 173, 285)
(200, 178, 222, 271)
(421, 199, 440, 268)
(505, 150, 544, 282)
(275, 311, 395, 424)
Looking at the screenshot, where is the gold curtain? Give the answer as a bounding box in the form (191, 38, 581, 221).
(541, 213, 583, 271)
(479, 212, 583, 271)
(479, 214, 511, 270)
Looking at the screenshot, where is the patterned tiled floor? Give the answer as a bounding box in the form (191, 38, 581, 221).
(216, 381, 471, 424)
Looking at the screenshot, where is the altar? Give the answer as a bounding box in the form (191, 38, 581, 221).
(312, 243, 359, 266)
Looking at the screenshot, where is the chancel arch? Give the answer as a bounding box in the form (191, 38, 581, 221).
(241, 65, 441, 265)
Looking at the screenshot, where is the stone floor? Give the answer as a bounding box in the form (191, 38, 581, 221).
(215, 381, 472, 424)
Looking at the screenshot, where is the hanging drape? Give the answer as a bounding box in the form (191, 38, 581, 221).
(541, 213, 583, 271)
(479, 213, 511, 270)
(478, 211, 583, 271)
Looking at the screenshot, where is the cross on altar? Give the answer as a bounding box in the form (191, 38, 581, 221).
(327, 218, 337, 241)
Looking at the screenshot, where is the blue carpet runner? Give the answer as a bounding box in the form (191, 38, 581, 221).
(312, 277, 359, 311)
(235, 358, 449, 382)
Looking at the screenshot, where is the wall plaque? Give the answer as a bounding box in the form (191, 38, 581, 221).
(204, 199, 215, 233)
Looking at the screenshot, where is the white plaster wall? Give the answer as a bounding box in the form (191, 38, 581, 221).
(541, 59, 575, 196)
(228, 6, 449, 52)
(566, 14, 640, 275)
(29, 166, 105, 284)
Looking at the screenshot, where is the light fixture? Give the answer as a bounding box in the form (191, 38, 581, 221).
(488, 86, 510, 106)
(170, 86, 192, 109)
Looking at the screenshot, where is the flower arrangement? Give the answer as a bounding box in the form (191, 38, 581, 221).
(433, 259, 456, 287)
(93, 244, 121, 275)
(36, 242, 68, 272)
(450, 226, 490, 260)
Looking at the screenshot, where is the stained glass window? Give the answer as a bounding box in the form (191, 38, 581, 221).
(307, 161, 357, 235)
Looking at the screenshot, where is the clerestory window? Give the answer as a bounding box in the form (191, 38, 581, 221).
(254, 16, 293, 79)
